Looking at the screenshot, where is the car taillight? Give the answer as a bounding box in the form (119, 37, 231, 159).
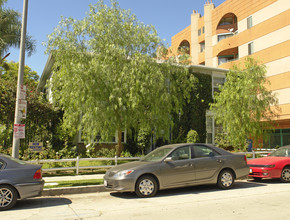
(33, 169, 42, 179)
(244, 155, 247, 163)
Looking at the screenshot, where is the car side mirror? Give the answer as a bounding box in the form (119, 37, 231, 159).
(209, 152, 215, 157)
(164, 157, 173, 162)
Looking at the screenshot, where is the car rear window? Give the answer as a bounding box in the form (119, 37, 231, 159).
(1, 155, 27, 165)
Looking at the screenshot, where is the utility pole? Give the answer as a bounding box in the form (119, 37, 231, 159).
(12, 0, 28, 158)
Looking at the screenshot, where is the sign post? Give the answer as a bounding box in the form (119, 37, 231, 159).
(12, 0, 29, 159)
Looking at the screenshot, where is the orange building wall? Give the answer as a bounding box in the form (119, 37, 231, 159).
(170, 25, 191, 56)
(266, 72, 290, 92)
(214, 11, 290, 58)
(211, 0, 277, 35)
(219, 40, 290, 69)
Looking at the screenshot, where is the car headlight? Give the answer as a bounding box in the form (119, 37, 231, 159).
(113, 170, 134, 178)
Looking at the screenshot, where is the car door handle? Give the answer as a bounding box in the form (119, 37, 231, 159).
(216, 159, 223, 163)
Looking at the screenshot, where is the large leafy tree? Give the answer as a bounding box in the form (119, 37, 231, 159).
(0, 0, 35, 58)
(210, 57, 278, 150)
(0, 61, 61, 151)
(45, 0, 194, 155)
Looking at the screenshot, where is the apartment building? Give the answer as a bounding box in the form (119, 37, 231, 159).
(170, 0, 290, 147)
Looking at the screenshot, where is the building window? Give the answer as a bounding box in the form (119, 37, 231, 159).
(178, 40, 190, 55)
(202, 26, 205, 34)
(79, 130, 126, 143)
(206, 115, 213, 144)
(198, 28, 201, 36)
(200, 42, 205, 53)
(218, 16, 236, 26)
(263, 129, 290, 148)
(217, 33, 233, 42)
(213, 76, 225, 95)
(247, 16, 253, 29)
(248, 42, 254, 55)
(218, 55, 235, 65)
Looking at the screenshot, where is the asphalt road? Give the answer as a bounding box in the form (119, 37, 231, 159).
(3, 179, 290, 220)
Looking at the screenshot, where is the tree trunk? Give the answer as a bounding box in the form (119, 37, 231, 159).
(116, 129, 123, 156)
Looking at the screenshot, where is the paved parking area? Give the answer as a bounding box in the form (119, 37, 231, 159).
(3, 179, 290, 220)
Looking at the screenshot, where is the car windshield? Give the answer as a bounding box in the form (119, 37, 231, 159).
(141, 148, 172, 162)
(269, 148, 290, 157)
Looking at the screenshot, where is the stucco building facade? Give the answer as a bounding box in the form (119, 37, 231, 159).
(170, 0, 290, 147)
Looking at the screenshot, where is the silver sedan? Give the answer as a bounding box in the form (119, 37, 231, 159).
(104, 143, 249, 197)
(0, 154, 44, 210)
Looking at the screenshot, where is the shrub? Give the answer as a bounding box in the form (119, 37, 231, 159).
(187, 130, 199, 143)
(137, 128, 151, 155)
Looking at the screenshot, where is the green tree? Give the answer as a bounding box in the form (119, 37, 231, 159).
(0, 0, 35, 59)
(45, 0, 194, 155)
(0, 61, 61, 152)
(210, 57, 278, 150)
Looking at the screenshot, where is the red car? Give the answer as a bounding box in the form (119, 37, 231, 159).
(248, 146, 290, 182)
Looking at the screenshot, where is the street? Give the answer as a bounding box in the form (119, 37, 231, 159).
(2, 179, 290, 220)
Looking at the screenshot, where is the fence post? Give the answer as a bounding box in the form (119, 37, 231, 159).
(76, 156, 79, 175)
(115, 155, 118, 166)
(252, 151, 255, 159)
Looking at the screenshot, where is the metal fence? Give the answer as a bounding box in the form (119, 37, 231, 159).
(235, 149, 275, 159)
(28, 149, 275, 175)
(29, 156, 140, 175)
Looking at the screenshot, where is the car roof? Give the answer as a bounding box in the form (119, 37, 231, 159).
(278, 145, 290, 149)
(156, 143, 232, 155)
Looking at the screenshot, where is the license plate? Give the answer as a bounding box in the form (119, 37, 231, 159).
(104, 180, 107, 187)
(249, 169, 252, 174)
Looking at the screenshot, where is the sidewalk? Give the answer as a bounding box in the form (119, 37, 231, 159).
(43, 174, 104, 182)
(42, 174, 107, 196)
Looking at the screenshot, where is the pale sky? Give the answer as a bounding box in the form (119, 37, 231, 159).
(5, 0, 225, 76)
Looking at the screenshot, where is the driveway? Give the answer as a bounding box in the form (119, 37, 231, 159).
(2, 179, 290, 220)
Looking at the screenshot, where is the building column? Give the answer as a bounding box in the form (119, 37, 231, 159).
(191, 10, 200, 65)
(204, 2, 215, 67)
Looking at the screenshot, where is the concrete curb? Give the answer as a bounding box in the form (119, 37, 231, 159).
(42, 185, 110, 196)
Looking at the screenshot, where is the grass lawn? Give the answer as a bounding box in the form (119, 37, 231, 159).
(44, 179, 104, 188)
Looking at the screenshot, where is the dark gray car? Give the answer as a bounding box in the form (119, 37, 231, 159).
(0, 154, 44, 211)
(104, 143, 249, 197)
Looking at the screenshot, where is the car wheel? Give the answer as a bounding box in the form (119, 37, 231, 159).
(135, 175, 158, 198)
(280, 166, 290, 183)
(0, 185, 18, 211)
(253, 177, 262, 181)
(217, 169, 235, 189)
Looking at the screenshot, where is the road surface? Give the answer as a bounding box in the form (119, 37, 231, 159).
(3, 179, 290, 220)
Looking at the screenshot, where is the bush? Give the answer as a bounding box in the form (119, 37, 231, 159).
(137, 128, 151, 154)
(187, 130, 199, 143)
(120, 150, 132, 158)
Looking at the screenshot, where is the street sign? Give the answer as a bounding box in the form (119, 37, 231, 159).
(19, 84, 26, 100)
(18, 99, 27, 119)
(14, 124, 25, 139)
(29, 142, 43, 152)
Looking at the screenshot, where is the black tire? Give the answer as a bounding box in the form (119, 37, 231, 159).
(0, 185, 18, 211)
(253, 177, 262, 181)
(217, 169, 235, 189)
(135, 175, 158, 198)
(280, 166, 290, 183)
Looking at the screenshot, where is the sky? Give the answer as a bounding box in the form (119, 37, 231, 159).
(5, 0, 225, 76)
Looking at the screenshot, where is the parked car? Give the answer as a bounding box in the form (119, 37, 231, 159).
(0, 154, 44, 211)
(248, 145, 290, 182)
(104, 143, 249, 197)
